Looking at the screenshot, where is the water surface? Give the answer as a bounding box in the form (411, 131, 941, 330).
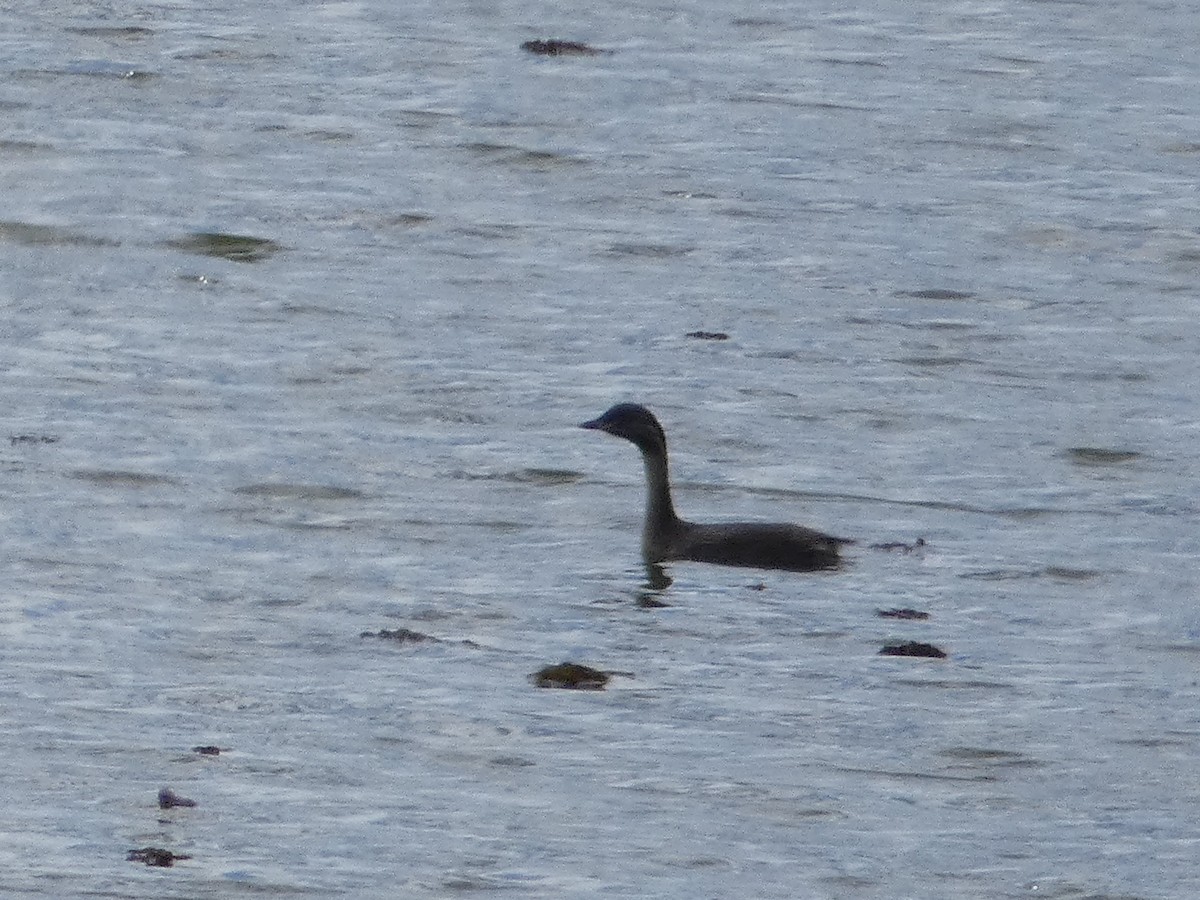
(2, 1, 1198, 897)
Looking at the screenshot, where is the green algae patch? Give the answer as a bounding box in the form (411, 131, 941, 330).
(166, 231, 282, 263)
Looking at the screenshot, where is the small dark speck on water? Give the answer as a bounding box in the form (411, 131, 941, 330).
(533, 662, 611, 690)
(192, 745, 222, 756)
(880, 641, 947, 658)
(686, 330, 730, 341)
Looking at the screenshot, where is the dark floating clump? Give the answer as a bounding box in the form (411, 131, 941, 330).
(637, 595, 670, 609)
(686, 330, 730, 341)
(165, 231, 282, 263)
(877, 608, 930, 621)
(521, 39, 609, 56)
(532, 662, 611, 690)
(870, 538, 926, 553)
(880, 641, 947, 659)
(362, 627, 439, 645)
(192, 745, 222, 756)
(128, 847, 191, 867)
(158, 787, 197, 809)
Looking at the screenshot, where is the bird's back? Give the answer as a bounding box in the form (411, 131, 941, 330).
(670, 520, 850, 572)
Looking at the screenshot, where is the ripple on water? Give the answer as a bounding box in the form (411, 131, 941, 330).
(457, 141, 588, 170)
(231, 483, 365, 501)
(603, 241, 695, 259)
(1062, 447, 1143, 466)
(940, 746, 1040, 769)
(457, 467, 585, 486)
(894, 289, 977, 300)
(65, 26, 155, 39)
(71, 469, 179, 487)
(959, 565, 1105, 582)
(0, 219, 117, 247)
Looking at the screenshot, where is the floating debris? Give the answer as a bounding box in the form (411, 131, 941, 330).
(127, 847, 191, 867)
(876, 608, 930, 621)
(636, 594, 670, 608)
(192, 745, 222, 756)
(158, 788, 197, 809)
(879, 641, 947, 659)
(532, 662, 611, 690)
(686, 330, 730, 341)
(521, 39, 609, 57)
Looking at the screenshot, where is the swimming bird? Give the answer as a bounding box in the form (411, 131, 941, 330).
(581, 403, 851, 572)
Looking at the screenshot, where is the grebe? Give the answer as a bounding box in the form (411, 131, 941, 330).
(581, 403, 850, 571)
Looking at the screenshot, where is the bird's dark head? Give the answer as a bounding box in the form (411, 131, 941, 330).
(580, 403, 668, 455)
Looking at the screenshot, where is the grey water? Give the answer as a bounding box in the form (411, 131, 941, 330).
(2, 1, 1198, 897)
